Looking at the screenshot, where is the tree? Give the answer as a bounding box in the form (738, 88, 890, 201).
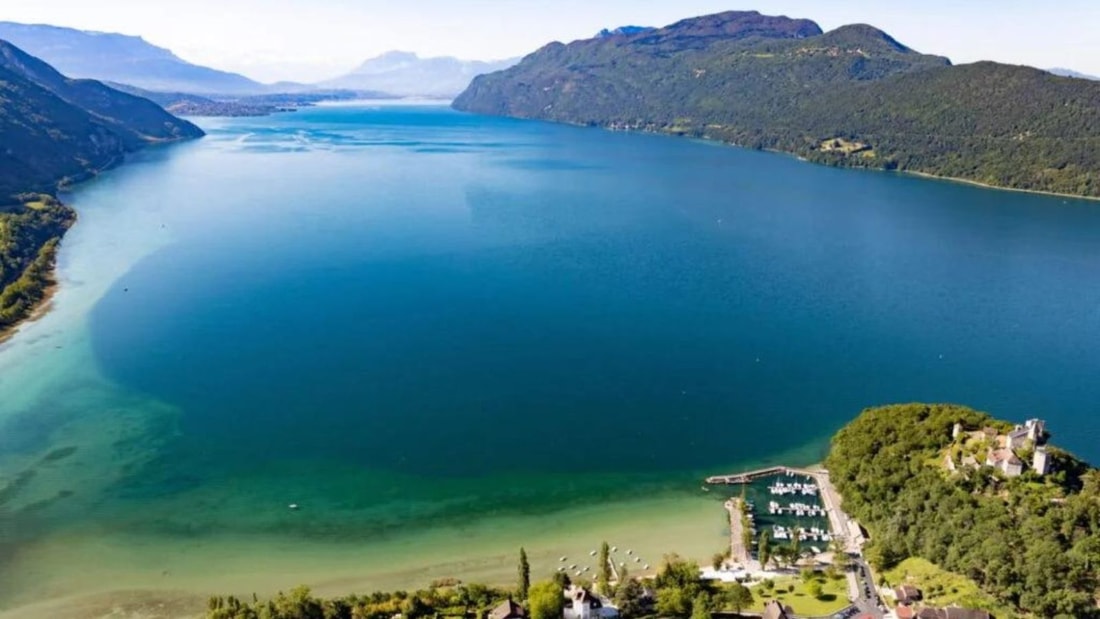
(723, 583, 753, 614)
(528, 581, 564, 619)
(710, 553, 724, 572)
(614, 577, 646, 619)
(690, 593, 711, 619)
(656, 587, 693, 618)
(758, 530, 771, 570)
(518, 548, 531, 600)
(598, 541, 611, 594)
(807, 580, 824, 600)
(552, 571, 572, 590)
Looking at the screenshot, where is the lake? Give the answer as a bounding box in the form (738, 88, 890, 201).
(1, 104, 1099, 615)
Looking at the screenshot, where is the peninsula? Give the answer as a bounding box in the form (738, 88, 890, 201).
(0, 39, 203, 338)
(453, 10, 1100, 200)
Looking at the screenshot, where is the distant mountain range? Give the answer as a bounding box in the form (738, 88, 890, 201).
(319, 51, 519, 98)
(1048, 67, 1099, 81)
(455, 10, 1100, 199)
(0, 22, 265, 94)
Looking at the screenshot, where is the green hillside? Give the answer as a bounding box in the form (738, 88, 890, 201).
(453, 11, 1100, 198)
(826, 404, 1100, 618)
(0, 39, 202, 335)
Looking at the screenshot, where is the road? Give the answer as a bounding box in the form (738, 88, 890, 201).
(805, 468, 884, 619)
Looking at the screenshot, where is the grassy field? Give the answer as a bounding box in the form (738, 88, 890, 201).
(883, 558, 1018, 618)
(743, 573, 849, 616)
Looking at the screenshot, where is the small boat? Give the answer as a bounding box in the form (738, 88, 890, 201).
(590, 550, 597, 556)
(611, 546, 618, 552)
(560, 556, 567, 562)
(288, 504, 299, 510)
(643, 564, 650, 570)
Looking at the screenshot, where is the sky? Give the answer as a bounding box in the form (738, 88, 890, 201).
(2, 0, 1099, 83)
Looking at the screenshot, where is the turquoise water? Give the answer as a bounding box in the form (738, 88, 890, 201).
(2, 104, 1100, 611)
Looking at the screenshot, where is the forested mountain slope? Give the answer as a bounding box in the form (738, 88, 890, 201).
(454, 11, 1100, 198)
(0, 40, 202, 334)
(826, 404, 1100, 618)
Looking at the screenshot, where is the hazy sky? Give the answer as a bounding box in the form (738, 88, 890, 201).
(3, 0, 1098, 83)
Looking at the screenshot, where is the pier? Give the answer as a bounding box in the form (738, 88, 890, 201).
(705, 465, 822, 485)
(724, 498, 752, 566)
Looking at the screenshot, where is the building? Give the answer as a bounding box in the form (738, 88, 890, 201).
(762, 600, 793, 619)
(1033, 445, 1052, 475)
(489, 599, 527, 619)
(894, 585, 922, 605)
(985, 448, 1024, 477)
(916, 609, 990, 619)
(1006, 418, 1046, 449)
(563, 586, 617, 619)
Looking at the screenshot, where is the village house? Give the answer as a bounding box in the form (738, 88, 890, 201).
(985, 448, 1024, 477)
(489, 599, 527, 619)
(563, 585, 617, 619)
(894, 585, 922, 605)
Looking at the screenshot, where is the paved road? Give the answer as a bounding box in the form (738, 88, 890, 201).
(851, 556, 885, 619)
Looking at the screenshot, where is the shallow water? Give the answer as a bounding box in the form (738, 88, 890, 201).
(2, 104, 1099, 612)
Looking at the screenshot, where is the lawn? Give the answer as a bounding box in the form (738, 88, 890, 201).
(883, 558, 1017, 618)
(742, 573, 849, 616)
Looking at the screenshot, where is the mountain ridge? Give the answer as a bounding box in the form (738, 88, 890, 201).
(454, 10, 1100, 199)
(0, 21, 265, 94)
(0, 39, 202, 335)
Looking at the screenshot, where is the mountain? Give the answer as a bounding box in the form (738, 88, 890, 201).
(454, 10, 1100, 199)
(1048, 67, 1099, 80)
(320, 51, 519, 98)
(597, 26, 656, 38)
(0, 22, 264, 94)
(0, 39, 202, 333)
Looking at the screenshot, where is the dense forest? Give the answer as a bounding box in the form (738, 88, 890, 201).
(0, 196, 75, 331)
(0, 39, 201, 334)
(453, 11, 1100, 198)
(826, 403, 1100, 618)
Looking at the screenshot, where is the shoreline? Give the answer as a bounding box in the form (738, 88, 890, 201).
(0, 281, 60, 346)
(900, 169, 1100, 203)
(510, 115, 1100, 203)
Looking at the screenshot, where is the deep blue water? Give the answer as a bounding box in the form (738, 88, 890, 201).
(74, 104, 1100, 528)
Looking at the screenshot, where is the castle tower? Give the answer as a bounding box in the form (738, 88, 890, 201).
(1033, 446, 1051, 475)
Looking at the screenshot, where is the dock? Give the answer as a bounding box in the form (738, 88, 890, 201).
(705, 465, 823, 485)
(724, 497, 753, 566)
